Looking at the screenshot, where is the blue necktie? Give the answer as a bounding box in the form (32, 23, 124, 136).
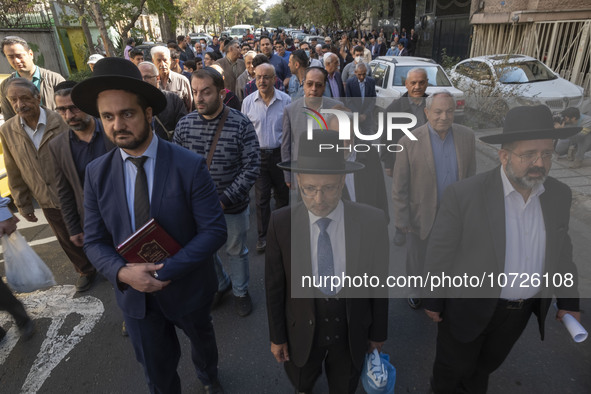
(316, 217, 335, 295)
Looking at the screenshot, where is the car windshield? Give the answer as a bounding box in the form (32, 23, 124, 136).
(392, 66, 453, 87)
(231, 28, 248, 36)
(494, 61, 558, 83)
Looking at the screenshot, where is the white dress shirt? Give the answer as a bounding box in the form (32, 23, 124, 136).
(500, 166, 546, 300)
(308, 200, 346, 292)
(21, 107, 46, 150)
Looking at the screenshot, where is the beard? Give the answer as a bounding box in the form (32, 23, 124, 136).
(197, 96, 223, 117)
(69, 115, 92, 131)
(505, 156, 547, 190)
(112, 118, 151, 150)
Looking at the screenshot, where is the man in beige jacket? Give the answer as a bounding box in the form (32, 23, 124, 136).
(0, 78, 96, 292)
(392, 91, 476, 309)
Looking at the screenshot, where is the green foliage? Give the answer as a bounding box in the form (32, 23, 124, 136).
(267, 3, 291, 27)
(440, 48, 460, 73)
(69, 68, 92, 82)
(281, 0, 372, 30)
(28, 42, 45, 68)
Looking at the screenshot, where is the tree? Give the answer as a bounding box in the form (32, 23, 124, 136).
(281, 0, 373, 31)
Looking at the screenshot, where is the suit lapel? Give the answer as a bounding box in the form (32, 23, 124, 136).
(151, 139, 168, 220)
(484, 167, 506, 271)
(539, 185, 556, 275)
(293, 203, 315, 298)
(111, 150, 132, 235)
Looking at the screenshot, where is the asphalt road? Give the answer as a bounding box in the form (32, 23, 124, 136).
(0, 147, 590, 393)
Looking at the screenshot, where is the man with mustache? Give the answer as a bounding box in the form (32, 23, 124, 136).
(48, 81, 115, 291)
(422, 105, 582, 393)
(0, 78, 95, 292)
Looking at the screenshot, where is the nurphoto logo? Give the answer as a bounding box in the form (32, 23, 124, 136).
(303, 106, 419, 153)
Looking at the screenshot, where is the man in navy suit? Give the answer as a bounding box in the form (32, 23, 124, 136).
(345, 63, 377, 133)
(71, 58, 227, 394)
(323, 53, 345, 99)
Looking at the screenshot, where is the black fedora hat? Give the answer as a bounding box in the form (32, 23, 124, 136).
(480, 105, 580, 144)
(71, 57, 166, 117)
(278, 130, 365, 174)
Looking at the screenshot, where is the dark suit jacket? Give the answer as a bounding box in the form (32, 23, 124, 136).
(49, 123, 115, 237)
(344, 76, 377, 121)
(83, 139, 227, 319)
(352, 148, 390, 224)
(265, 201, 389, 370)
(327, 71, 345, 98)
(154, 91, 187, 141)
(423, 167, 579, 342)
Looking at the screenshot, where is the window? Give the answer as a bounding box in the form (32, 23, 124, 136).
(392, 66, 453, 87)
(372, 63, 389, 88)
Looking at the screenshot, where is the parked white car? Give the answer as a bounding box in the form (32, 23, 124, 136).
(450, 54, 584, 113)
(368, 56, 466, 119)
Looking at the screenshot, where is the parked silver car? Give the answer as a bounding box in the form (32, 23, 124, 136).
(450, 54, 584, 113)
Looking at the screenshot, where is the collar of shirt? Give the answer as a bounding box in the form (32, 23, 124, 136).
(500, 165, 545, 201)
(119, 131, 159, 163)
(308, 199, 344, 227)
(15, 65, 40, 82)
(427, 123, 452, 142)
(120, 132, 159, 231)
(254, 89, 281, 107)
(69, 118, 101, 142)
(20, 106, 46, 132)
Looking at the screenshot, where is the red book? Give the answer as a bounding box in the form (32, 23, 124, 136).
(116, 219, 181, 264)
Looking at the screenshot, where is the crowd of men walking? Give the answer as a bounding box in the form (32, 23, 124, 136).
(0, 28, 584, 394)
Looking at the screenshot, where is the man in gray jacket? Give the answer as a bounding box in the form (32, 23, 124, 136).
(1, 36, 64, 121)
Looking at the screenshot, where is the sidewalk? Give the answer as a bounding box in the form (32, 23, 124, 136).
(475, 128, 591, 197)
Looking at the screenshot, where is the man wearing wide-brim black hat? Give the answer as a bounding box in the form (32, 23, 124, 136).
(72, 57, 227, 393)
(265, 130, 389, 393)
(422, 105, 582, 393)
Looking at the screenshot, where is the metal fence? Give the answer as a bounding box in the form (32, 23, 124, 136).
(0, 2, 53, 29)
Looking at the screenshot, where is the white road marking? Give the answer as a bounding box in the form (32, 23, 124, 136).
(0, 285, 104, 393)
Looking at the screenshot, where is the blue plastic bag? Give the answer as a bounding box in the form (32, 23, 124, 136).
(361, 349, 396, 394)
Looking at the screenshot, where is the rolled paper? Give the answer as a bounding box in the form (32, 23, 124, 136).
(554, 303, 588, 343)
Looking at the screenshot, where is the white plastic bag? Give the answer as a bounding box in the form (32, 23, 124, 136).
(2, 231, 56, 292)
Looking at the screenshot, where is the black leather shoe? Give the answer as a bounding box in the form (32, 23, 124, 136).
(408, 297, 422, 310)
(76, 272, 97, 292)
(204, 379, 224, 394)
(212, 281, 232, 310)
(393, 228, 406, 246)
(234, 292, 252, 317)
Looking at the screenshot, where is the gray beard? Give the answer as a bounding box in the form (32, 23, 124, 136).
(505, 157, 547, 190)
